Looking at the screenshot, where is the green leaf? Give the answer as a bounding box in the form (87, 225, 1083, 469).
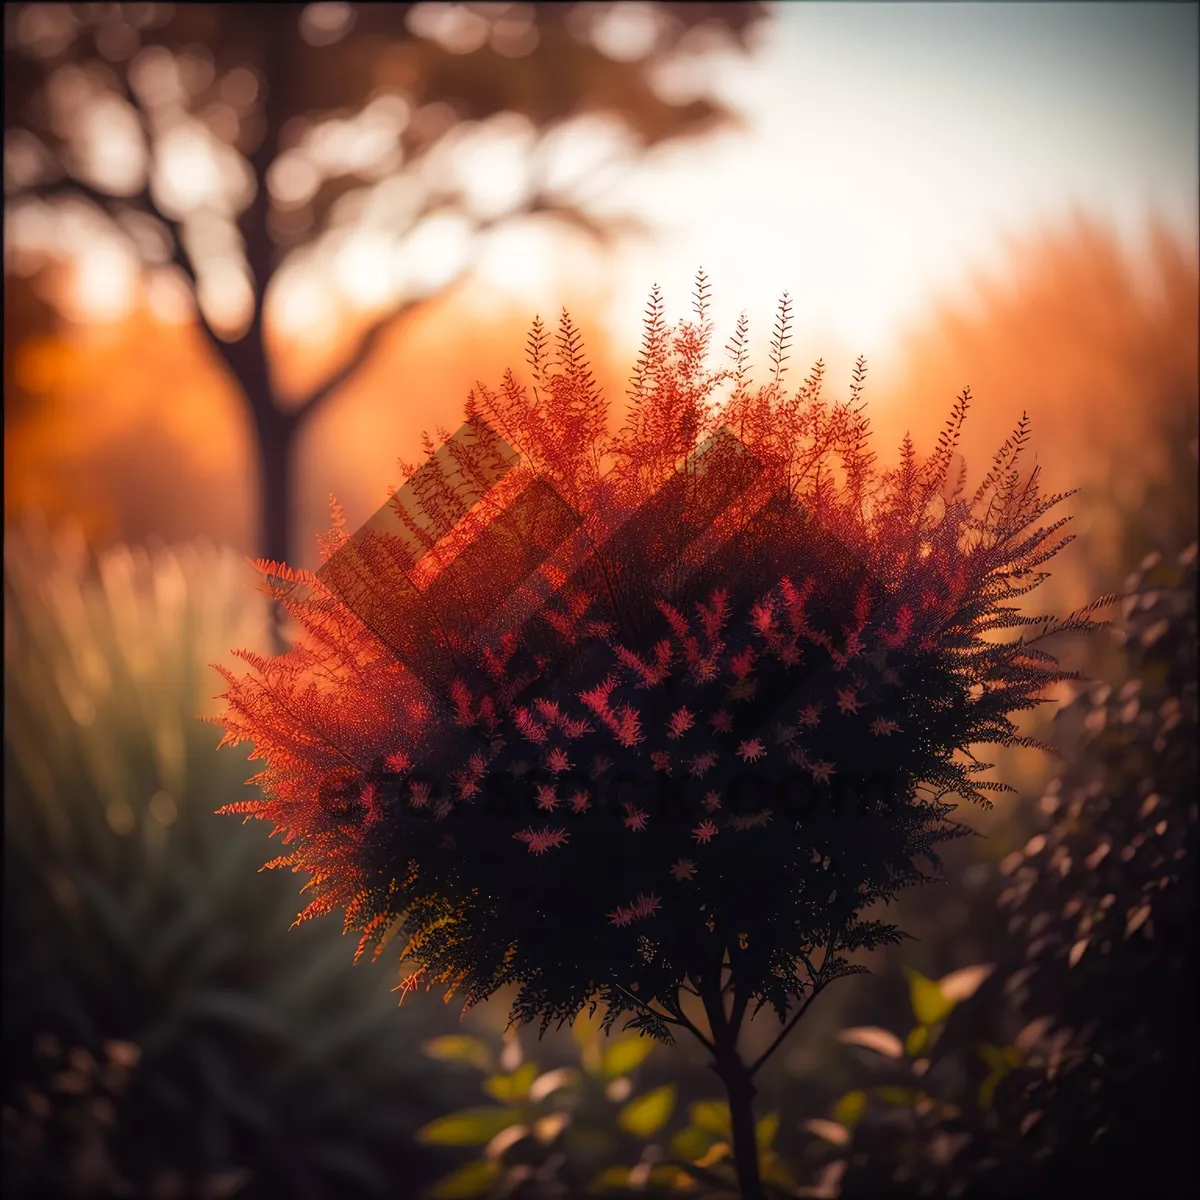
(670, 1125, 712, 1161)
(905, 1024, 930, 1058)
(422, 1036, 494, 1073)
(416, 1107, 520, 1146)
(755, 1111, 780, 1151)
(905, 968, 956, 1026)
(979, 1072, 1003, 1111)
(831, 1090, 867, 1130)
(426, 1160, 501, 1199)
(482, 1061, 538, 1103)
(874, 1086, 918, 1108)
(617, 1084, 677, 1137)
(602, 1036, 655, 1079)
(688, 1099, 731, 1138)
(977, 1043, 1021, 1110)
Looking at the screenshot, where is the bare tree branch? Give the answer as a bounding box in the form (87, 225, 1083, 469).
(290, 292, 430, 427)
(747, 981, 825, 1078)
(287, 194, 586, 426)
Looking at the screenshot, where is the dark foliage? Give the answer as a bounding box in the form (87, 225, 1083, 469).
(832, 539, 1198, 1200)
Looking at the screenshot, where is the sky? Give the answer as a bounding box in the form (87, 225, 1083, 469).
(598, 1, 1199, 368)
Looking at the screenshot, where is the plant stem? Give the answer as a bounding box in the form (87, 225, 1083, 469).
(715, 1050, 765, 1200)
(701, 968, 765, 1200)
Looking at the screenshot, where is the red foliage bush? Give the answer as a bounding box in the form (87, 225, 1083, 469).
(210, 276, 1101, 1195)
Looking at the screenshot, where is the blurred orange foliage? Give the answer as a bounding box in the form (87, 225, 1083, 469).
(880, 215, 1198, 610)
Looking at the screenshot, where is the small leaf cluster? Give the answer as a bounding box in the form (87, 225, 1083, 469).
(415, 1009, 799, 1199)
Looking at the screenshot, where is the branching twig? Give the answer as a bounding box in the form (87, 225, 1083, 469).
(747, 981, 825, 1077)
(610, 983, 715, 1053)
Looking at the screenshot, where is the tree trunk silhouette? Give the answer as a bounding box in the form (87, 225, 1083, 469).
(255, 402, 297, 572)
(717, 1053, 765, 1200)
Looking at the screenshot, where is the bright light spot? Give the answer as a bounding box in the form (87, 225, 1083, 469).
(46, 64, 94, 135)
(154, 126, 223, 213)
(590, 2, 662, 62)
(300, 2, 356, 46)
(271, 266, 338, 337)
(419, 120, 475, 196)
(268, 150, 320, 206)
(538, 115, 634, 199)
(398, 211, 472, 296)
(455, 116, 535, 220)
(334, 231, 396, 308)
(649, 49, 716, 107)
(183, 210, 241, 262)
(363, 173, 424, 230)
(4, 201, 55, 261)
(78, 95, 146, 195)
(201, 101, 240, 145)
(406, 3, 490, 55)
(64, 242, 140, 323)
(117, 208, 171, 267)
(305, 98, 408, 178)
(475, 221, 553, 299)
(365, 92, 412, 131)
(176, 50, 216, 98)
(146, 268, 195, 325)
(197, 257, 254, 340)
(408, 100, 459, 148)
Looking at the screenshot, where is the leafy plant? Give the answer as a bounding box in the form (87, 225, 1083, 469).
(415, 1013, 794, 1199)
(804, 963, 995, 1198)
(972, 538, 1199, 1196)
(822, 539, 1198, 1198)
(212, 278, 1100, 1198)
(2, 521, 469, 1198)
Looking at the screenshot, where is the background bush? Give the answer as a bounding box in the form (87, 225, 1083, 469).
(2, 521, 482, 1199)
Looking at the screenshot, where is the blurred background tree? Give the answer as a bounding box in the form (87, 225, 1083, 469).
(4, 0, 766, 567)
(2, 522, 549, 1199)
